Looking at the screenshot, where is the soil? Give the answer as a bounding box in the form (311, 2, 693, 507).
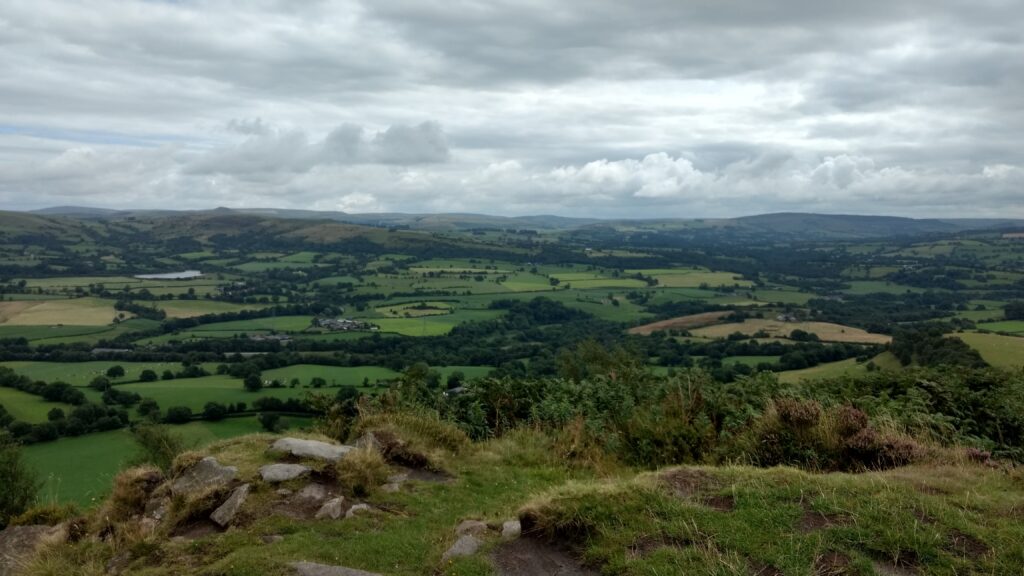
(662, 468, 717, 498)
(702, 494, 736, 512)
(798, 510, 849, 532)
(872, 561, 917, 576)
(946, 528, 989, 558)
(749, 560, 784, 576)
(813, 551, 852, 576)
(493, 537, 598, 576)
(626, 535, 692, 558)
(171, 520, 222, 541)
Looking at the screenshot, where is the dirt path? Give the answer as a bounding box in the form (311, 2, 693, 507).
(493, 538, 597, 576)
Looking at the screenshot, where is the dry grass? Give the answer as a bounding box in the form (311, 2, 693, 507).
(627, 311, 733, 335)
(334, 447, 391, 496)
(692, 318, 892, 344)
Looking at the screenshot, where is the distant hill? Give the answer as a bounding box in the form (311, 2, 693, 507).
(24, 206, 1024, 240)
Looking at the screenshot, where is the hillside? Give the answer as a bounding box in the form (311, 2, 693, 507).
(2, 422, 1021, 576)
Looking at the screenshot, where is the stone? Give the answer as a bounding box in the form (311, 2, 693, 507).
(260, 463, 311, 483)
(295, 483, 328, 503)
(314, 497, 345, 520)
(354, 432, 383, 453)
(211, 483, 251, 527)
(344, 503, 372, 519)
(171, 457, 238, 495)
(455, 519, 488, 536)
(441, 535, 482, 562)
(380, 482, 402, 493)
(144, 497, 170, 521)
(501, 519, 522, 540)
(386, 473, 409, 484)
(270, 438, 353, 462)
(289, 561, 382, 576)
(262, 534, 285, 544)
(0, 525, 65, 576)
(276, 488, 294, 496)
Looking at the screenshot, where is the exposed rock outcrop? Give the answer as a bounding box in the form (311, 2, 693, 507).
(171, 457, 238, 495)
(211, 484, 251, 527)
(270, 438, 354, 462)
(260, 463, 311, 483)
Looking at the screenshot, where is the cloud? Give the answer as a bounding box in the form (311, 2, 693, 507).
(0, 0, 1022, 218)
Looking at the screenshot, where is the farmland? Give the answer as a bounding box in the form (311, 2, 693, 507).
(1, 207, 1024, 512)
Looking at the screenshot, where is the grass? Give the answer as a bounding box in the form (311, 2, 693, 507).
(0, 361, 218, 386)
(692, 319, 892, 345)
(977, 320, 1024, 334)
(955, 332, 1024, 368)
(370, 309, 502, 336)
(0, 297, 123, 326)
(156, 300, 268, 319)
(186, 315, 314, 333)
(22, 417, 312, 506)
(777, 353, 902, 384)
(0, 386, 74, 423)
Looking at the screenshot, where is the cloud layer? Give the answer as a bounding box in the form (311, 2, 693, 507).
(0, 0, 1021, 217)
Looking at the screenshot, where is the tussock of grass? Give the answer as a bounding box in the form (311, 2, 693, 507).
(334, 447, 391, 497)
(350, 410, 471, 471)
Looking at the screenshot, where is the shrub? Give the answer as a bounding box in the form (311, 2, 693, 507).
(0, 433, 39, 528)
(834, 405, 869, 437)
(11, 503, 79, 527)
(130, 425, 185, 472)
(775, 398, 822, 430)
(333, 448, 390, 497)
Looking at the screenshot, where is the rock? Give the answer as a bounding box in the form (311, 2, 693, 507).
(441, 535, 482, 562)
(171, 457, 238, 495)
(386, 473, 409, 484)
(455, 519, 488, 536)
(289, 561, 382, 576)
(270, 438, 353, 462)
(314, 497, 346, 520)
(262, 534, 285, 544)
(354, 432, 383, 453)
(380, 482, 402, 493)
(276, 488, 294, 496)
(260, 463, 311, 483)
(345, 503, 372, 519)
(211, 483, 251, 527)
(0, 525, 65, 576)
(144, 497, 170, 521)
(295, 483, 328, 503)
(501, 519, 522, 540)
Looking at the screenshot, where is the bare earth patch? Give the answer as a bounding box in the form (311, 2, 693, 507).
(813, 551, 852, 576)
(799, 510, 849, 532)
(628, 311, 733, 335)
(946, 528, 989, 559)
(626, 535, 692, 558)
(493, 537, 598, 576)
(661, 468, 718, 498)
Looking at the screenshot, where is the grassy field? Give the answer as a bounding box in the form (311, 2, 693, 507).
(261, 365, 399, 387)
(0, 386, 74, 423)
(186, 315, 314, 333)
(628, 311, 733, 335)
(842, 281, 924, 295)
(376, 301, 454, 318)
(956, 332, 1024, 368)
(977, 320, 1024, 334)
(0, 297, 123, 326)
(156, 299, 268, 318)
(692, 319, 892, 344)
(22, 417, 313, 506)
(777, 352, 902, 384)
(369, 309, 503, 336)
(0, 360, 219, 386)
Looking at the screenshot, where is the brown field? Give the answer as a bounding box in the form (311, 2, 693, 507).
(0, 298, 124, 326)
(628, 310, 733, 335)
(690, 318, 891, 344)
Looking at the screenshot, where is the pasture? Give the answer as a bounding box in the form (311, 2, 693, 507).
(156, 299, 268, 318)
(0, 360, 219, 386)
(628, 311, 733, 335)
(977, 320, 1024, 334)
(956, 332, 1024, 368)
(0, 297, 122, 326)
(0, 386, 75, 423)
(691, 319, 892, 344)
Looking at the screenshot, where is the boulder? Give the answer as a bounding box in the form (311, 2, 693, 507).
(0, 525, 65, 576)
(344, 503, 372, 519)
(270, 438, 353, 462)
(380, 482, 402, 493)
(260, 463, 311, 483)
(211, 483, 251, 527)
(295, 484, 328, 503)
(289, 561, 382, 576)
(171, 457, 238, 495)
(276, 488, 294, 496)
(441, 535, 482, 562)
(314, 497, 346, 520)
(386, 473, 409, 484)
(353, 432, 383, 453)
(501, 519, 522, 540)
(262, 534, 285, 544)
(455, 519, 488, 536)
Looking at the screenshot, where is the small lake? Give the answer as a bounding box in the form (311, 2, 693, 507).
(134, 270, 203, 280)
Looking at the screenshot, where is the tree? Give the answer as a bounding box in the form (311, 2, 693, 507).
(446, 370, 465, 390)
(1005, 301, 1024, 321)
(106, 365, 125, 379)
(202, 402, 227, 421)
(161, 370, 175, 381)
(47, 407, 65, 421)
(89, 376, 111, 391)
(164, 406, 193, 424)
(139, 369, 158, 382)
(0, 433, 38, 528)
(244, 374, 263, 392)
(258, 413, 281, 432)
(137, 398, 160, 420)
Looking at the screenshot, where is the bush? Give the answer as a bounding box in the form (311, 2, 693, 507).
(139, 370, 158, 382)
(258, 413, 281, 432)
(0, 433, 39, 528)
(163, 406, 193, 425)
(130, 424, 185, 472)
(333, 447, 390, 497)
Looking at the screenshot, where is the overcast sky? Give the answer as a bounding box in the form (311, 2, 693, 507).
(1, 0, 1021, 218)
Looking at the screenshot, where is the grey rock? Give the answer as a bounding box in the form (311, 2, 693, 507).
(354, 432, 383, 453)
(501, 519, 522, 540)
(211, 483, 250, 527)
(276, 488, 294, 496)
(0, 525, 65, 576)
(386, 472, 409, 483)
(144, 497, 170, 521)
(262, 534, 285, 544)
(344, 503, 372, 519)
(260, 463, 311, 483)
(314, 497, 346, 520)
(295, 483, 328, 503)
(441, 535, 482, 561)
(171, 457, 238, 495)
(270, 438, 353, 462)
(455, 519, 488, 536)
(380, 482, 402, 493)
(289, 561, 382, 576)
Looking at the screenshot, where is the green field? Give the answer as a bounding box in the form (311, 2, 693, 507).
(977, 320, 1024, 334)
(22, 417, 312, 506)
(0, 360, 218, 386)
(957, 332, 1024, 368)
(0, 386, 74, 423)
(156, 299, 268, 318)
(186, 315, 314, 333)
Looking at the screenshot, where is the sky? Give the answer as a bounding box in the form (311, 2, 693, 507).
(0, 0, 1022, 218)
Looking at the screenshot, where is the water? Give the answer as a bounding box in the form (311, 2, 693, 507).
(133, 270, 203, 280)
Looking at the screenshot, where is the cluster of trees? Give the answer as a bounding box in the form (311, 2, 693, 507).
(890, 326, 987, 368)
